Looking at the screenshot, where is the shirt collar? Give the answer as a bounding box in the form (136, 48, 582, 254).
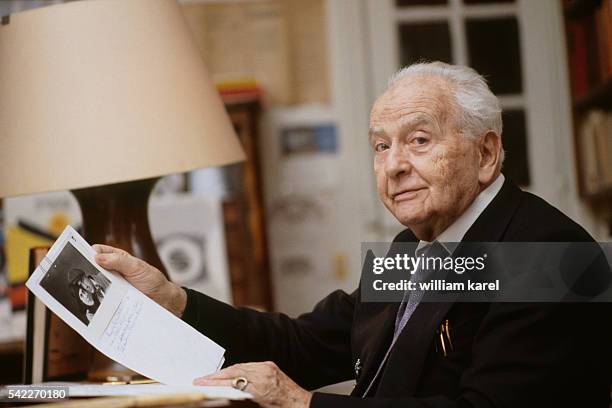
(417, 174, 505, 254)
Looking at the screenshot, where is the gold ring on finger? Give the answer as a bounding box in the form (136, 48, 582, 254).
(231, 376, 249, 391)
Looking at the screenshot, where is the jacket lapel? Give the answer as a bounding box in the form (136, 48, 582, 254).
(460, 177, 523, 244)
(376, 300, 455, 396)
(373, 176, 524, 396)
(351, 301, 398, 396)
(351, 247, 405, 396)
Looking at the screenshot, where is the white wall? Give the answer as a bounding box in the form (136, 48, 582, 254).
(260, 0, 374, 317)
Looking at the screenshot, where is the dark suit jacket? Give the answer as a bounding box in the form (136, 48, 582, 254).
(182, 178, 612, 407)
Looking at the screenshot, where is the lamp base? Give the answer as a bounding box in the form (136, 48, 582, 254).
(71, 177, 167, 382)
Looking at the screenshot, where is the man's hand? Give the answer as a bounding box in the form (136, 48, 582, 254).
(193, 361, 312, 408)
(93, 244, 187, 317)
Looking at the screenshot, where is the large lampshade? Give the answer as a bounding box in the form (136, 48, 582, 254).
(0, 0, 245, 197)
(0, 0, 246, 381)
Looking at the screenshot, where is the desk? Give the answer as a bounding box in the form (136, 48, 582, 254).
(0, 395, 260, 407)
(1, 383, 260, 408)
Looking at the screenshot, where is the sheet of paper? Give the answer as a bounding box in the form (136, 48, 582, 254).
(25, 226, 226, 386)
(59, 383, 250, 400)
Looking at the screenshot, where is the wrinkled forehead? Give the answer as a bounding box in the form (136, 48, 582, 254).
(370, 75, 456, 127)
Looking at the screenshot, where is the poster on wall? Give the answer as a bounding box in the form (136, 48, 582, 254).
(149, 194, 232, 304)
(3, 192, 81, 311)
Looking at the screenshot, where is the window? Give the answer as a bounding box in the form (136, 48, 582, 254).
(370, 0, 530, 186)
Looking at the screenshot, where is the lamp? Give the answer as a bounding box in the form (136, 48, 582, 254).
(0, 0, 245, 380)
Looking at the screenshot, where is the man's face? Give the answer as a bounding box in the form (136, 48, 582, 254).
(80, 276, 94, 293)
(78, 287, 94, 306)
(369, 76, 481, 239)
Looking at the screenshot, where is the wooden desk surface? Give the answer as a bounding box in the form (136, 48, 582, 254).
(0, 338, 260, 407)
(0, 396, 260, 408)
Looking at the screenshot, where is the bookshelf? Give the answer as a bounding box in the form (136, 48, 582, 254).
(565, 0, 605, 18)
(563, 0, 612, 214)
(220, 96, 273, 311)
(573, 78, 612, 111)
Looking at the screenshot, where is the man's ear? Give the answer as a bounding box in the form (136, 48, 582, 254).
(478, 131, 502, 185)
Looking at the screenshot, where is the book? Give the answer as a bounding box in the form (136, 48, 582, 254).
(568, 19, 589, 98)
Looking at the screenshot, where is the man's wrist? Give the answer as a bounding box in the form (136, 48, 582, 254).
(163, 282, 187, 318)
(297, 390, 312, 408)
(304, 392, 313, 408)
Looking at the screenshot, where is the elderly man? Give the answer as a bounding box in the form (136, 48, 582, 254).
(94, 62, 611, 408)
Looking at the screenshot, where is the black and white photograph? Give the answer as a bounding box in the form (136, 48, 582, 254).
(40, 242, 111, 325)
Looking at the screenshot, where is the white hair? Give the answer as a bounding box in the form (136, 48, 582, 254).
(388, 61, 504, 164)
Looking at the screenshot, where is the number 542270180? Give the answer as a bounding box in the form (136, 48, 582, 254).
(3, 386, 67, 401)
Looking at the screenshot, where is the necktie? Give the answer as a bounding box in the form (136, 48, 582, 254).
(361, 241, 449, 397)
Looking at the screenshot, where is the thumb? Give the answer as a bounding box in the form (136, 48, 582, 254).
(93, 244, 124, 255)
(95, 249, 140, 277)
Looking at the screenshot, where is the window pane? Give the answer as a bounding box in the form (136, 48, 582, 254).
(501, 109, 530, 186)
(398, 23, 452, 67)
(463, 0, 513, 4)
(396, 0, 447, 6)
(466, 17, 522, 94)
